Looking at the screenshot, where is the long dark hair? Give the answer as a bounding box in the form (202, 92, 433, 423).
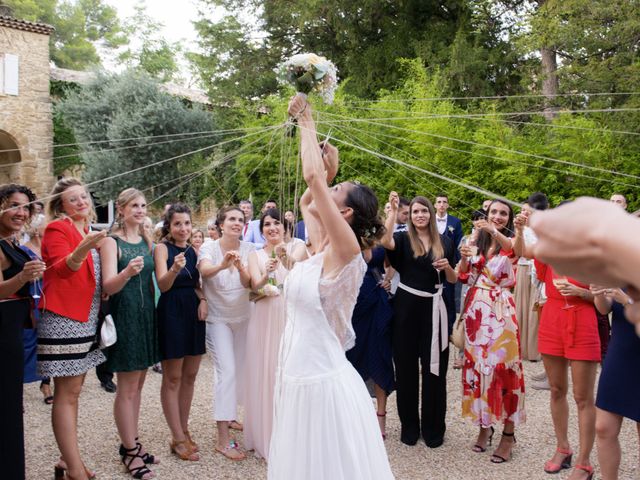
(260, 208, 288, 233)
(477, 199, 514, 258)
(406, 196, 444, 259)
(344, 182, 385, 250)
(161, 203, 191, 241)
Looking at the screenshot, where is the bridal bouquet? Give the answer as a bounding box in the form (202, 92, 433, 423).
(277, 53, 338, 104)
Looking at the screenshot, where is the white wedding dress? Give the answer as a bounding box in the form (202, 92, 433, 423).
(268, 253, 394, 479)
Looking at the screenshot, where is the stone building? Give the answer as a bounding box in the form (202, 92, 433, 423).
(0, 6, 54, 196)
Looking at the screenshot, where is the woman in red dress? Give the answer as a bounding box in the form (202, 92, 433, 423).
(533, 258, 599, 480)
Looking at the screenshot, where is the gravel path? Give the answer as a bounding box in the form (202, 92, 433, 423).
(25, 352, 638, 479)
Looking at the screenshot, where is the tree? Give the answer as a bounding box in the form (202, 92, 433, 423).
(56, 70, 217, 203)
(118, 3, 182, 83)
(4, 0, 128, 69)
(191, 0, 525, 101)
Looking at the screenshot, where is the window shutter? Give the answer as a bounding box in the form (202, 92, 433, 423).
(4, 54, 19, 96)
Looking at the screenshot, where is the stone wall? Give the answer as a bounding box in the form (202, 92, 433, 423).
(0, 25, 53, 197)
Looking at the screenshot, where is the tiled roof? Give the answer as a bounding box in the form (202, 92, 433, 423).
(0, 15, 54, 36)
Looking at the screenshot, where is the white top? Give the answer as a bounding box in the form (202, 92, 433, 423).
(198, 239, 253, 324)
(436, 214, 448, 234)
(517, 226, 538, 266)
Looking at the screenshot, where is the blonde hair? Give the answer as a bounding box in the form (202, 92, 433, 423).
(47, 177, 96, 226)
(112, 188, 152, 250)
(407, 196, 444, 260)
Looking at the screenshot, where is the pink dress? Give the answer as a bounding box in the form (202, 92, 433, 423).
(243, 249, 288, 459)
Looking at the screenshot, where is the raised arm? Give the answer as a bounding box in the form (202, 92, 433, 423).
(380, 191, 399, 250)
(290, 95, 359, 265)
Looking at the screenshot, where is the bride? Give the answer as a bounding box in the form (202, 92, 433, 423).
(267, 94, 395, 479)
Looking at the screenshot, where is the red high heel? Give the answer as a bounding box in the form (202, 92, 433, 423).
(573, 465, 594, 480)
(544, 447, 573, 473)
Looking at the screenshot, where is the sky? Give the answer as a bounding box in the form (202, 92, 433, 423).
(105, 0, 223, 86)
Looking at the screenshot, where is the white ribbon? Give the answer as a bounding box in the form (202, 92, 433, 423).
(398, 282, 448, 376)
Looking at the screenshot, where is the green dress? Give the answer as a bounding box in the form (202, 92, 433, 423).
(105, 236, 160, 372)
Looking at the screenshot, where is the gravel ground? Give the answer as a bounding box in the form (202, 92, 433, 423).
(25, 352, 639, 480)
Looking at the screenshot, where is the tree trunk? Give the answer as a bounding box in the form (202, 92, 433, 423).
(536, 0, 559, 121)
(540, 46, 559, 121)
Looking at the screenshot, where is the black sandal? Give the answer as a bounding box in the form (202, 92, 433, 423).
(121, 444, 154, 479)
(120, 438, 159, 465)
(472, 426, 494, 453)
(490, 431, 516, 464)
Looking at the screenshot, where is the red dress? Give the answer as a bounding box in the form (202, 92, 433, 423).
(460, 250, 526, 427)
(535, 260, 601, 362)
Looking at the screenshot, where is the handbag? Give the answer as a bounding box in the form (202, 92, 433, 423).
(450, 315, 466, 350)
(99, 313, 117, 349)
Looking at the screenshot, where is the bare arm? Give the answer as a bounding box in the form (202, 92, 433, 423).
(291, 95, 359, 266)
(100, 237, 143, 296)
(154, 243, 185, 293)
(0, 250, 46, 299)
(380, 191, 398, 250)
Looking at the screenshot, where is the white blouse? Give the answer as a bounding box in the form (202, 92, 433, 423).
(198, 239, 253, 324)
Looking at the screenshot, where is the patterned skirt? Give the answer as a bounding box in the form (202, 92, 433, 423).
(37, 251, 106, 377)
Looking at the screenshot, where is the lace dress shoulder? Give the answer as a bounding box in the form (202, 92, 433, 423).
(318, 254, 366, 351)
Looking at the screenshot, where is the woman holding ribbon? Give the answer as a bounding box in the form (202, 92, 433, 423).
(458, 200, 525, 464)
(381, 193, 456, 448)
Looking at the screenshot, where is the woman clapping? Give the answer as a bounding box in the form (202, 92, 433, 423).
(458, 200, 525, 464)
(198, 206, 253, 460)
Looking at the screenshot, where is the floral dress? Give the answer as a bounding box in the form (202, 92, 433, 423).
(459, 249, 525, 427)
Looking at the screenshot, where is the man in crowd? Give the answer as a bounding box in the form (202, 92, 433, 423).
(245, 199, 277, 248)
(394, 197, 410, 232)
(434, 194, 463, 328)
(239, 200, 254, 240)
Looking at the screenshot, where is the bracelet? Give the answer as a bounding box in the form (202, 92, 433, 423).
(199, 298, 207, 303)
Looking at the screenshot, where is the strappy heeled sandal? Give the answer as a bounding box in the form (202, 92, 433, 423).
(119, 438, 159, 465)
(472, 426, 495, 453)
(184, 430, 199, 453)
(54, 459, 95, 479)
(573, 464, 594, 480)
(170, 439, 199, 461)
(121, 444, 154, 479)
(544, 447, 573, 473)
(490, 431, 516, 463)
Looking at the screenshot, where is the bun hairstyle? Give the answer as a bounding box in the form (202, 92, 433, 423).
(0, 183, 36, 218)
(260, 208, 287, 233)
(161, 202, 191, 241)
(344, 182, 386, 250)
